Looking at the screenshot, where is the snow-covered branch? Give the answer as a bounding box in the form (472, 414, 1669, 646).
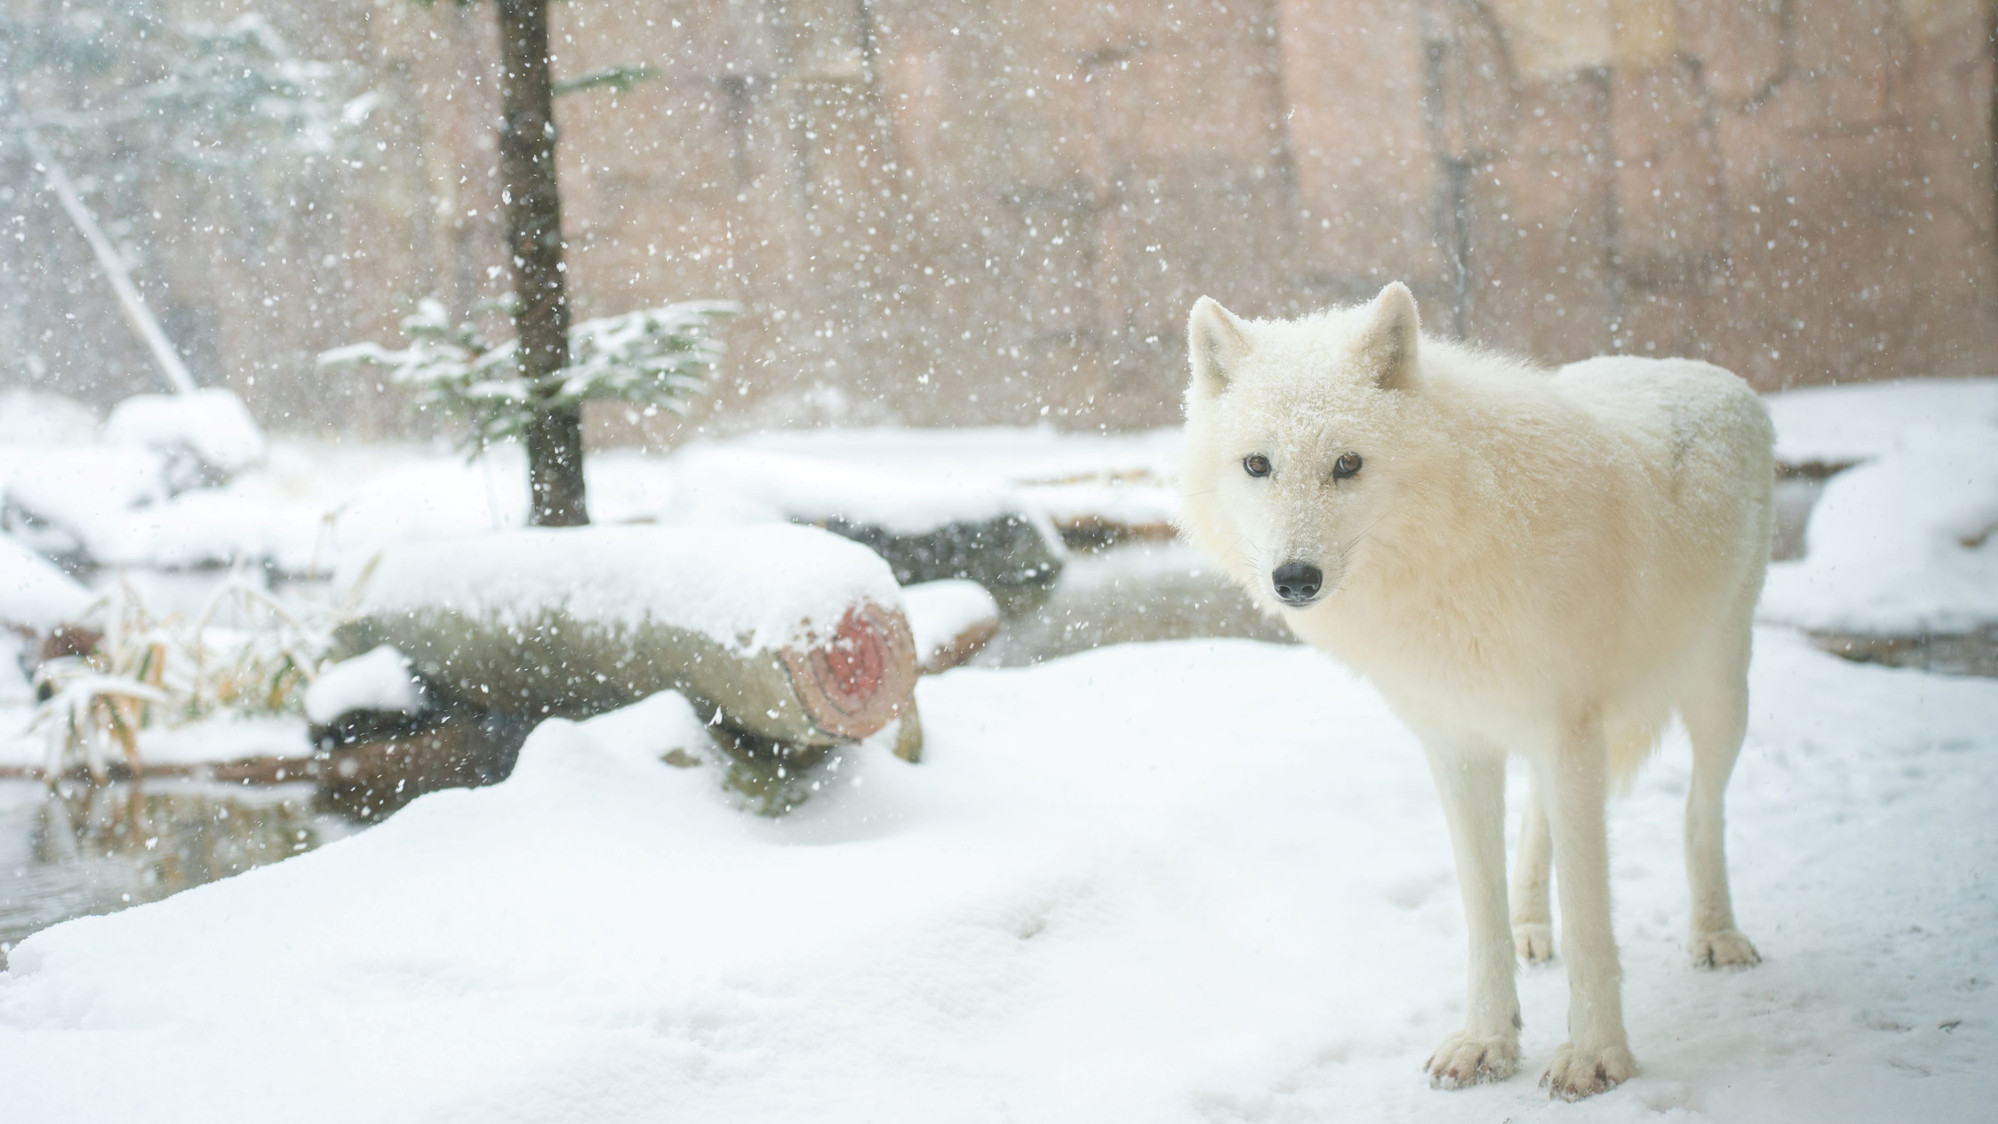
(320, 299, 738, 452)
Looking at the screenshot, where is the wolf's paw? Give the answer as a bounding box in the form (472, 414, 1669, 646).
(1691, 928, 1761, 968)
(1425, 1030, 1520, 1089)
(1539, 1042, 1636, 1101)
(1513, 921, 1555, 964)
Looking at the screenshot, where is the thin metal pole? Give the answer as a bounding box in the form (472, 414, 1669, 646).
(17, 123, 198, 394)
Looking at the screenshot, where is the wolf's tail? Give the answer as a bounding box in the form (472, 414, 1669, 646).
(1605, 704, 1672, 791)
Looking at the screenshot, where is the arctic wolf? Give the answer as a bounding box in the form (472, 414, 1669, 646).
(1178, 283, 1773, 1100)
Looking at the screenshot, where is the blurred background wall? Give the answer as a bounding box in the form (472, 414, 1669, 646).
(4, 0, 1994, 439)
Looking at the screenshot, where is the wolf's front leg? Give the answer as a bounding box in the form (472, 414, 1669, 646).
(1533, 726, 1636, 1100)
(1421, 747, 1521, 1088)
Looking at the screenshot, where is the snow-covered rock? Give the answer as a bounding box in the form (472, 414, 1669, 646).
(303, 646, 425, 725)
(0, 633, 31, 705)
(657, 447, 1066, 593)
(0, 389, 98, 445)
(717, 424, 1182, 488)
(93, 486, 286, 569)
(663, 447, 1029, 534)
(1, 634, 1993, 1121)
(0, 445, 166, 561)
(903, 579, 1001, 673)
(0, 535, 93, 633)
(104, 389, 267, 488)
(1760, 424, 1998, 635)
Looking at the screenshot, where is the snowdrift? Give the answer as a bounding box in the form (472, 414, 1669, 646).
(3, 636, 1994, 1122)
(1762, 425, 1998, 635)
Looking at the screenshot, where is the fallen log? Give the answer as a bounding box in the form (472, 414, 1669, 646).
(334, 524, 917, 747)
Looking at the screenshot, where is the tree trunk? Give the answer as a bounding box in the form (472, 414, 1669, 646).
(495, 0, 588, 526)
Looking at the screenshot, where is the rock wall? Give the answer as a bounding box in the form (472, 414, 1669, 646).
(9, 0, 1994, 434)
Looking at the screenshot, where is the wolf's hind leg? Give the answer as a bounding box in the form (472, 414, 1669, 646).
(1421, 747, 1521, 1089)
(1678, 621, 1761, 968)
(1510, 782, 1555, 963)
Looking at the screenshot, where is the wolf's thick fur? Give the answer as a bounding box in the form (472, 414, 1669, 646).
(1178, 284, 1773, 1100)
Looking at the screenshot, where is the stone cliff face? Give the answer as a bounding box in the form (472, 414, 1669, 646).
(1282, 0, 1996, 395)
(12, 1, 1994, 434)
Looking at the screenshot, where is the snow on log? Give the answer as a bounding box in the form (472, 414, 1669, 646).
(335, 524, 917, 745)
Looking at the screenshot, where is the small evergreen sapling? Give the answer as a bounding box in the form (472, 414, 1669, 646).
(320, 298, 737, 455)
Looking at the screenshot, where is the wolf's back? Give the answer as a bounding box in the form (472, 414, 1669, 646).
(1551, 355, 1775, 549)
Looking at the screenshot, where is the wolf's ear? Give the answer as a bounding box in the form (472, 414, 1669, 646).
(1188, 296, 1250, 398)
(1358, 282, 1419, 391)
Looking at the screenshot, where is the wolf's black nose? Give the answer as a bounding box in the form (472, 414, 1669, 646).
(1272, 562, 1323, 605)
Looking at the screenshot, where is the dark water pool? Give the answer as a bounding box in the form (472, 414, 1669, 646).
(0, 779, 360, 970)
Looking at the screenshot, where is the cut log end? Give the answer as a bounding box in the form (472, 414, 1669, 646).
(781, 603, 918, 741)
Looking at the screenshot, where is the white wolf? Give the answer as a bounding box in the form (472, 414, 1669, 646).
(1177, 283, 1773, 1100)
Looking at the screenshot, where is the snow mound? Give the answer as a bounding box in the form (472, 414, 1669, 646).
(719, 424, 1183, 485)
(1, 636, 1994, 1121)
(0, 390, 98, 445)
(312, 449, 528, 571)
(1764, 377, 1998, 468)
(304, 646, 425, 725)
(347, 523, 904, 656)
(903, 579, 1001, 669)
(0, 635, 31, 705)
(1761, 425, 1998, 634)
(0, 535, 93, 632)
(516, 688, 713, 776)
(0, 445, 166, 561)
(94, 487, 285, 569)
(104, 389, 267, 482)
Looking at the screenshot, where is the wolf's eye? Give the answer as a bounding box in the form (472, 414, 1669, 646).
(1243, 454, 1272, 478)
(1333, 452, 1363, 480)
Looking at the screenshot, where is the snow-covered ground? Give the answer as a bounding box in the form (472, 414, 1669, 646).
(2, 379, 1995, 1120)
(0, 631, 1992, 1122)
(2, 424, 1176, 581)
(14, 378, 1994, 643)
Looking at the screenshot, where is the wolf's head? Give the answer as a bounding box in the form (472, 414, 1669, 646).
(1177, 282, 1442, 617)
